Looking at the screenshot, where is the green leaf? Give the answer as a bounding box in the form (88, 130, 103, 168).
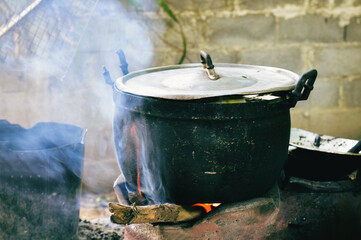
(156, 0, 178, 23)
(178, 28, 187, 64)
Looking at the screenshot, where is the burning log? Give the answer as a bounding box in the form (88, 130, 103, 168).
(108, 202, 203, 224)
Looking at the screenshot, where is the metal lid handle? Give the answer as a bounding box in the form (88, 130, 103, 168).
(200, 50, 220, 80)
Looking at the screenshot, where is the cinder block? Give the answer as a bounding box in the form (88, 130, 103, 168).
(294, 78, 341, 109)
(209, 50, 239, 63)
(334, 0, 360, 7)
(308, 110, 361, 139)
(354, 0, 361, 6)
(163, 17, 205, 50)
(290, 110, 310, 130)
(238, 0, 305, 10)
(343, 78, 361, 108)
(208, 15, 276, 47)
(240, 46, 302, 73)
(314, 46, 361, 77)
(182, 49, 239, 64)
(309, 0, 332, 8)
(279, 15, 343, 43)
(165, 0, 232, 11)
(346, 17, 361, 42)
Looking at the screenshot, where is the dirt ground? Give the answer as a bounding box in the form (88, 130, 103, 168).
(78, 192, 124, 240)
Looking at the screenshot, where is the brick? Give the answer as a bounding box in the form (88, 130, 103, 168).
(309, 0, 332, 8)
(308, 110, 361, 139)
(240, 46, 302, 73)
(346, 17, 361, 42)
(294, 78, 340, 109)
(314, 46, 361, 77)
(333, 0, 345, 7)
(279, 15, 343, 43)
(334, 0, 361, 7)
(165, 0, 232, 11)
(208, 15, 276, 47)
(239, 0, 305, 10)
(343, 78, 361, 108)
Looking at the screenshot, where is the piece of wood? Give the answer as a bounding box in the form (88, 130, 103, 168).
(109, 202, 203, 224)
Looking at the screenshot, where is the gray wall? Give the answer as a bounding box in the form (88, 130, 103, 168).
(1, 0, 360, 193)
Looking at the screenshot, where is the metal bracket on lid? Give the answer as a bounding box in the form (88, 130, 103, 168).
(117, 49, 129, 76)
(200, 50, 220, 80)
(103, 49, 129, 86)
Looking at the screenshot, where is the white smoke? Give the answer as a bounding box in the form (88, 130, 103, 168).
(0, 0, 165, 193)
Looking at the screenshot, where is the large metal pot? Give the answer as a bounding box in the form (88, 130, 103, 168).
(112, 51, 317, 204)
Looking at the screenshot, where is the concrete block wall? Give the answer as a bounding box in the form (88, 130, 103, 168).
(136, 0, 361, 139)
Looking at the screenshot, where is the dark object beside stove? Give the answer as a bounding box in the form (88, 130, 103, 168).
(0, 120, 85, 240)
(286, 129, 361, 181)
(286, 147, 361, 181)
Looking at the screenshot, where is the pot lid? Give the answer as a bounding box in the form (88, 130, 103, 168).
(115, 52, 300, 100)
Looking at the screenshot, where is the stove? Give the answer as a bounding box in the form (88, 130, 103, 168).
(114, 176, 361, 240)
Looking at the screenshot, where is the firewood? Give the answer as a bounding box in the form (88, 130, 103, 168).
(108, 202, 203, 224)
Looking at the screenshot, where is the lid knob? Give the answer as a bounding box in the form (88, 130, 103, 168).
(200, 50, 220, 80)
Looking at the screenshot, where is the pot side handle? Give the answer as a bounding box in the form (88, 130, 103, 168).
(289, 69, 318, 107)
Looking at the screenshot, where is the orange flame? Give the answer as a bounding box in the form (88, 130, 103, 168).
(192, 203, 221, 213)
(130, 124, 142, 198)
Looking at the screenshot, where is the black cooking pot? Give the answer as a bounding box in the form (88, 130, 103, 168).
(111, 51, 317, 204)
